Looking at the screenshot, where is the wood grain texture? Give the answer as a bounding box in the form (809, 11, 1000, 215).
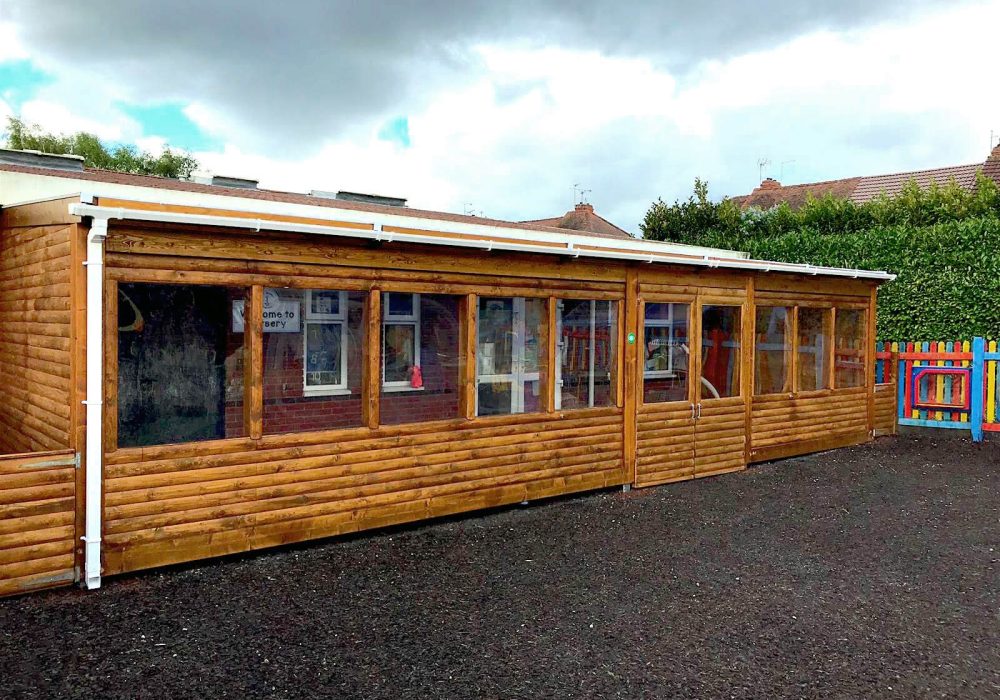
(749, 390, 869, 460)
(874, 383, 897, 436)
(102, 411, 625, 575)
(0, 449, 77, 597)
(0, 219, 75, 454)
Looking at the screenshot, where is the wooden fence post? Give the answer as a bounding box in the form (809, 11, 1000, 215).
(971, 336, 985, 443)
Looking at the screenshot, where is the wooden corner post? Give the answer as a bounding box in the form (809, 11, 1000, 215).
(459, 293, 477, 419)
(622, 268, 639, 486)
(244, 285, 264, 440)
(363, 289, 382, 430)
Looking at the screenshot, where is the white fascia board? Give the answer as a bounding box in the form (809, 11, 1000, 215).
(69, 202, 897, 282)
(4, 171, 744, 259)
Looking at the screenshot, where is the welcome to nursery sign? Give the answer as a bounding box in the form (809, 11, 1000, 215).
(232, 289, 301, 333)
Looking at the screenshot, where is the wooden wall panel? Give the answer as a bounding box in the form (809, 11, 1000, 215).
(0, 449, 77, 597)
(102, 410, 625, 575)
(873, 383, 897, 436)
(695, 397, 746, 478)
(0, 220, 74, 454)
(749, 388, 869, 461)
(635, 402, 694, 486)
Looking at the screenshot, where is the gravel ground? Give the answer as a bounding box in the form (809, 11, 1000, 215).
(2, 433, 999, 699)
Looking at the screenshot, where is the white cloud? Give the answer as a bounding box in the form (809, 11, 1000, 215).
(0, 22, 28, 62)
(2, 0, 997, 231)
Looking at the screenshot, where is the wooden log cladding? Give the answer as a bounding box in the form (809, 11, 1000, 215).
(695, 398, 747, 478)
(0, 449, 77, 597)
(874, 383, 897, 436)
(102, 411, 625, 575)
(0, 222, 74, 454)
(749, 390, 869, 460)
(635, 402, 694, 486)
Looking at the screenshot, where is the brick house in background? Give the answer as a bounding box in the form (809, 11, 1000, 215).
(521, 202, 633, 238)
(733, 143, 1000, 209)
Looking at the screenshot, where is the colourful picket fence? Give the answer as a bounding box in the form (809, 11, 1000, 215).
(875, 338, 999, 442)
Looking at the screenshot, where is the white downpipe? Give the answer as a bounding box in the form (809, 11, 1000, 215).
(82, 216, 107, 590)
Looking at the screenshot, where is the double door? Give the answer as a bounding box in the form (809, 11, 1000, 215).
(476, 296, 545, 415)
(635, 293, 748, 487)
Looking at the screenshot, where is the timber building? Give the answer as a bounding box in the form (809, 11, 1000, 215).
(0, 149, 896, 596)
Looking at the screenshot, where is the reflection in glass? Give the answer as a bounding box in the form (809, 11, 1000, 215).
(476, 296, 547, 416)
(754, 306, 791, 395)
(701, 305, 741, 399)
(558, 299, 617, 410)
(797, 308, 830, 391)
(642, 302, 690, 404)
(262, 288, 365, 435)
(835, 309, 866, 388)
(117, 283, 247, 448)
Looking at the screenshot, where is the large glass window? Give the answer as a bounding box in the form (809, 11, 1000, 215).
(557, 299, 617, 410)
(381, 294, 462, 425)
(754, 306, 791, 395)
(117, 283, 247, 448)
(262, 288, 365, 434)
(797, 307, 830, 391)
(642, 302, 690, 404)
(476, 296, 547, 416)
(701, 305, 741, 399)
(834, 308, 866, 388)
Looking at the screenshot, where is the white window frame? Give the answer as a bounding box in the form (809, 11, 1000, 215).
(382, 292, 421, 392)
(644, 302, 680, 379)
(302, 290, 350, 396)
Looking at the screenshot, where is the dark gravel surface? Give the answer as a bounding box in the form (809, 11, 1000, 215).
(2, 433, 999, 699)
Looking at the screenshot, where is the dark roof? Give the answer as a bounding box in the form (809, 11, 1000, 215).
(0, 162, 621, 242)
(520, 203, 633, 239)
(734, 144, 1000, 210)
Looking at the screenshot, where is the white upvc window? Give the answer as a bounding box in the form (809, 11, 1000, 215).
(303, 290, 349, 396)
(382, 292, 421, 391)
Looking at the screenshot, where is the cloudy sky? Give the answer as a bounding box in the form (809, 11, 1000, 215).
(1, 1, 998, 233)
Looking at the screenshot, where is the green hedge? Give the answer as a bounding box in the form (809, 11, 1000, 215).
(690, 217, 1000, 340)
(642, 177, 1000, 340)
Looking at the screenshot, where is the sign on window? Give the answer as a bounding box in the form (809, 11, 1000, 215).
(232, 289, 301, 333)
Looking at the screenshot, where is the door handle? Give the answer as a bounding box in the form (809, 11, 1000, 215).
(690, 403, 696, 420)
(696, 403, 702, 420)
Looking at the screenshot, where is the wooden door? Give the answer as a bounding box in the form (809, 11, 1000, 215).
(693, 298, 748, 478)
(634, 298, 696, 486)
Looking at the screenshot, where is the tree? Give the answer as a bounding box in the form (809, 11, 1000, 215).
(3, 116, 199, 179)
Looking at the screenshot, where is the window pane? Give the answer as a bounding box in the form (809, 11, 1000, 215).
(558, 299, 617, 410)
(386, 292, 415, 318)
(117, 283, 247, 448)
(643, 302, 690, 404)
(754, 306, 791, 395)
(305, 323, 342, 387)
(263, 288, 365, 434)
(798, 308, 830, 391)
(381, 294, 462, 425)
(835, 308, 866, 388)
(701, 305, 741, 399)
(308, 290, 341, 318)
(383, 324, 415, 383)
(476, 296, 548, 416)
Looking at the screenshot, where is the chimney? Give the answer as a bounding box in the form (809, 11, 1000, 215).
(574, 202, 594, 213)
(759, 177, 781, 190)
(0, 148, 85, 172)
(988, 142, 1000, 162)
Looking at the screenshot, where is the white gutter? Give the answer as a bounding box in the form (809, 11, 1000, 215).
(68, 203, 896, 282)
(81, 215, 107, 590)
